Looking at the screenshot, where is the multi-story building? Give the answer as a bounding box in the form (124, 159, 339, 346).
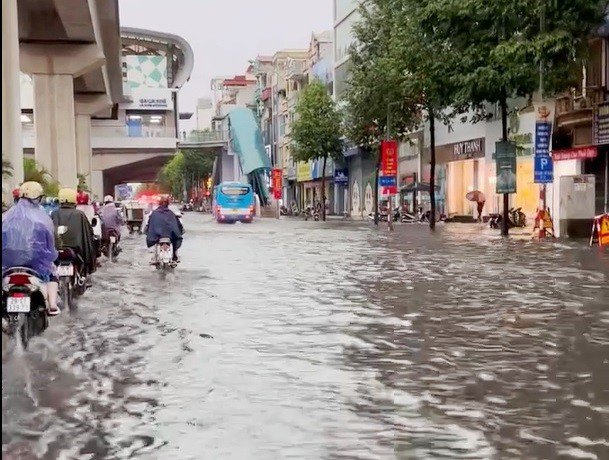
(252, 56, 275, 166)
(269, 50, 308, 204)
(333, 0, 378, 217)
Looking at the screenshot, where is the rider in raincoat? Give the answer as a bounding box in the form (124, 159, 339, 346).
(2, 182, 60, 315)
(145, 196, 184, 261)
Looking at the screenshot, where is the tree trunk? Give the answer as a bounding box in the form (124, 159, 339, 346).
(374, 146, 380, 225)
(429, 111, 436, 230)
(500, 87, 509, 236)
(321, 155, 327, 221)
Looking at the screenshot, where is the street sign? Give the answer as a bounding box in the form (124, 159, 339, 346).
(495, 141, 517, 194)
(271, 168, 282, 200)
(594, 101, 609, 145)
(534, 155, 553, 184)
(379, 176, 397, 187)
(334, 169, 348, 184)
(534, 121, 552, 156)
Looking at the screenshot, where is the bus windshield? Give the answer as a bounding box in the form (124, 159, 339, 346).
(221, 186, 250, 196)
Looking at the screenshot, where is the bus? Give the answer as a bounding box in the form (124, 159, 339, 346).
(212, 182, 255, 223)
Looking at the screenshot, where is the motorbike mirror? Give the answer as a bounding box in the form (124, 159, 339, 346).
(57, 225, 68, 235)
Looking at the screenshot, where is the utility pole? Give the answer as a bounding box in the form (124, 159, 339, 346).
(500, 88, 510, 237)
(386, 103, 395, 231)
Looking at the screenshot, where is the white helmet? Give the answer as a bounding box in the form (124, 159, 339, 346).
(104, 195, 114, 203)
(19, 181, 44, 200)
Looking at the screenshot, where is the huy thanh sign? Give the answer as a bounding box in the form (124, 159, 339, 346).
(436, 137, 485, 163)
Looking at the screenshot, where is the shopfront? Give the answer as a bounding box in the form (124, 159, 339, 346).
(436, 137, 485, 217)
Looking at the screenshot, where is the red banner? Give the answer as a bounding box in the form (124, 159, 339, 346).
(271, 168, 282, 200)
(381, 140, 398, 176)
(553, 146, 597, 161)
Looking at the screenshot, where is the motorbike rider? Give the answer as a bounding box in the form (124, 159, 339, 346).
(2, 182, 60, 315)
(51, 188, 98, 276)
(76, 190, 95, 223)
(145, 196, 184, 262)
(99, 195, 124, 243)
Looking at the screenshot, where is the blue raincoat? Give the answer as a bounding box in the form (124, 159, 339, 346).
(2, 199, 58, 280)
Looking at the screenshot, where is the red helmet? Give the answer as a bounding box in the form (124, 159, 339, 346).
(12, 188, 20, 199)
(76, 191, 89, 205)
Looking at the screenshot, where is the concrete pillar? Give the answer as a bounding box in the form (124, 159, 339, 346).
(75, 114, 92, 186)
(33, 74, 78, 187)
(2, 0, 24, 191)
(91, 170, 104, 201)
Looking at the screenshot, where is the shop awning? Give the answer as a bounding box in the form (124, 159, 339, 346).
(400, 182, 440, 193)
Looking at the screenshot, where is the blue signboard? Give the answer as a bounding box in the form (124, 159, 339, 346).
(534, 155, 553, 184)
(379, 176, 397, 187)
(534, 121, 552, 156)
(334, 168, 349, 184)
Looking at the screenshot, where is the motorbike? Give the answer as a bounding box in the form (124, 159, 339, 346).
(280, 205, 290, 216)
(1, 267, 49, 349)
(55, 226, 88, 310)
(91, 215, 103, 258)
(489, 208, 527, 229)
(152, 238, 176, 271)
(100, 228, 120, 262)
(303, 206, 312, 221)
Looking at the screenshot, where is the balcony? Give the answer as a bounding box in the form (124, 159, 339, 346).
(261, 87, 272, 101)
(555, 87, 604, 129)
(286, 59, 306, 81)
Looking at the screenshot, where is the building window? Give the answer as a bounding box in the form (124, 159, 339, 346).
(126, 112, 168, 137)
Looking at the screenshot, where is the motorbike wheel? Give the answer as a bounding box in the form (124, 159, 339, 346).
(60, 278, 75, 311)
(19, 313, 31, 349)
(108, 241, 115, 262)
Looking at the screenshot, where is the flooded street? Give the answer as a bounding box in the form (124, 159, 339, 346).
(3, 214, 609, 459)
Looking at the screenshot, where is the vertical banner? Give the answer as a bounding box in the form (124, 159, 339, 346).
(380, 140, 398, 195)
(533, 103, 554, 184)
(271, 168, 282, 200)
(495, 141, 517, 194)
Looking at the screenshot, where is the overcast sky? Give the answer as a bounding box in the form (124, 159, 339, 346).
(119, 0, 333, 130)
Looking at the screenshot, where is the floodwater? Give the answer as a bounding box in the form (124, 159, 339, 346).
(2, 215, 609, 459)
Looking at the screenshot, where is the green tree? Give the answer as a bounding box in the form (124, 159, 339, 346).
(290, 80, 343, 221)
(77, 174, 91, 193)
(424, 0, 606, 234)
(23, 158, 60, 197)
(347, 0, 464, 229)
(158, 150, 215, 200)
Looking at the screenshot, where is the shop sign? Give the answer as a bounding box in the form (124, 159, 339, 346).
(271, 168, 282, 199)
(334, 169, 349, 184)
(594, 102, 609, 145)
(296, 161, 312, 182)
(552, 146, 598, 161)
(495, 141, 517, 194)
(534, 155, 553, 184)
(436, 137, 485, 163)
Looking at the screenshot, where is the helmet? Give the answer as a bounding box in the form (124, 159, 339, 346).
(12, 188, 20, 199)
(58, 188, 78, 204)
(77, 191, 89, 205)
(19, 181, 44, 200)
(104, 195, 114, 204)
(158, 195, 170, 206)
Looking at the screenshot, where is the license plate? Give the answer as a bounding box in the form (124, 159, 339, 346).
(7, 296, 31, 313)
(57, 264, 74, 277)
(110, 236, 117, 243)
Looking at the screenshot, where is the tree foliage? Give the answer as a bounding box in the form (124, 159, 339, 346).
(158, 150, 214, 198)
(291, 80, 343, 164)
(291, 80, 343, 220)
(23, 158, 59, 197)
(2, 159, 13, 179)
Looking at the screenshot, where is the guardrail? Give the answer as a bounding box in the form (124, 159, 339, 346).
(182, 130, 228, 143)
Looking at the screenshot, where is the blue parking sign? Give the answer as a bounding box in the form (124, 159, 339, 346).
(534, 155, 553, 184)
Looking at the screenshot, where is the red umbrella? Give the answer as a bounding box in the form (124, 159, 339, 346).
(466, 190, 486, 203)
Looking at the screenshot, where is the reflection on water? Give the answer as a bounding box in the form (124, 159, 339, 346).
(3, 217, 609, 459)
